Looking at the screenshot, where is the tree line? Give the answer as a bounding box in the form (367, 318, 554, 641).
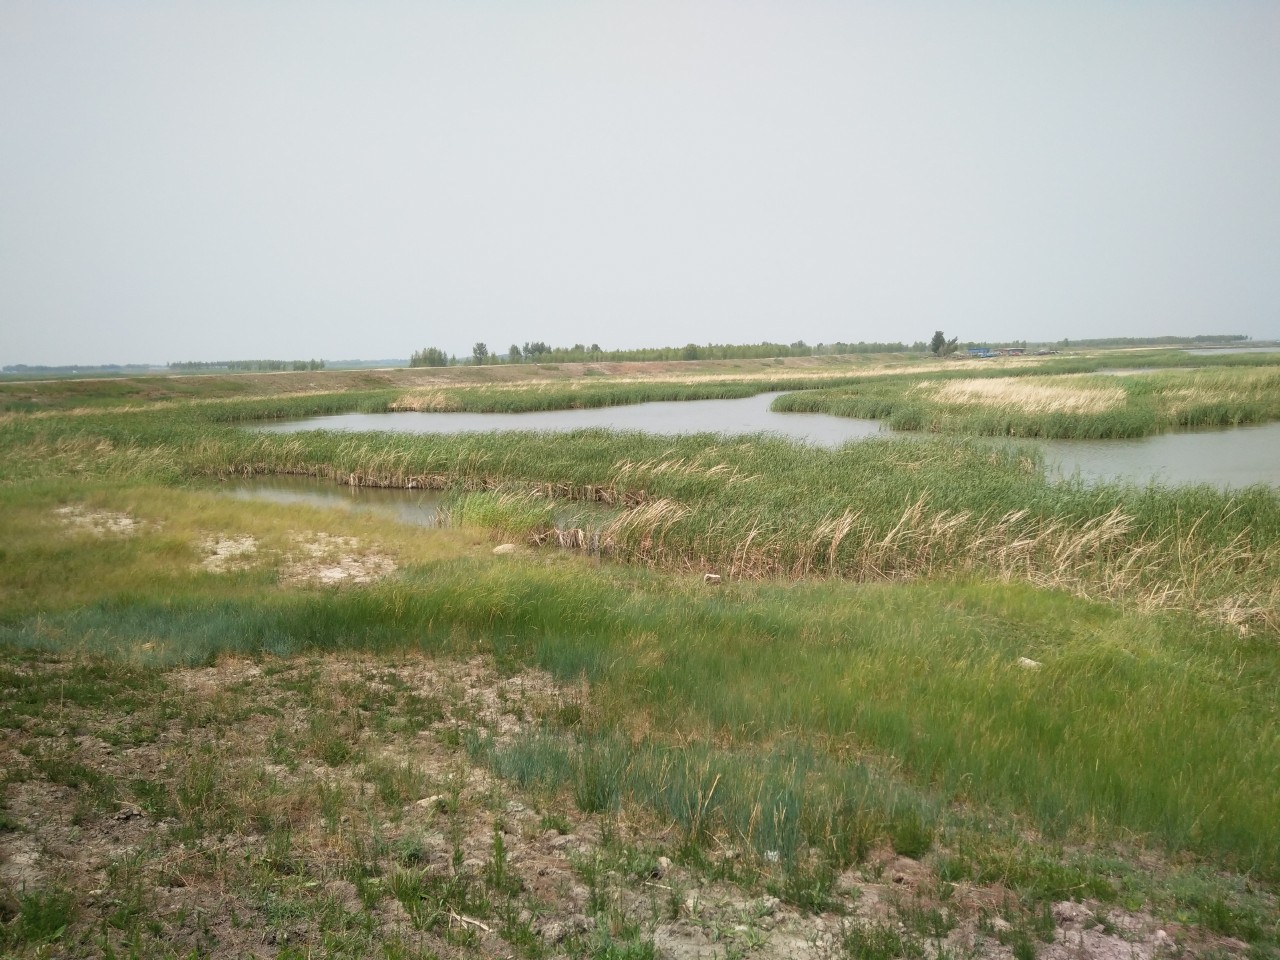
(410, 339, 923, 367)
(168, 359, 326, 372)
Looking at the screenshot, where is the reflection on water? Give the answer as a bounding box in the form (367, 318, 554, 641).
(251, 394, 1280, 491)
(1186, 346, 1280, 355)
(1093, 367, 1162, 377)
(222, 475, 443, 526)
(253, 392, 887, 446)
(1029, 422, 1280, 490)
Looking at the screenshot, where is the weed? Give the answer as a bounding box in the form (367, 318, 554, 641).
(768, 857, 842, 914)
(9, 886, 76, 947)
(843, 921, 925, 960)
(888, 806, 935, 860)
(364, 757, 428, 810)
(1197, 896, 1267, 942)
(896, 898, 957, 939)
(485, 823, 520, 897)
(540, 811, 573, 834)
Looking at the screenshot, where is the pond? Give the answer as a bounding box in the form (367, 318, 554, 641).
(252, 393, 1280, 490)
(253, 392, 886, 446)
(222, 474, 444, 525)
(1019, 422, 1280, 490)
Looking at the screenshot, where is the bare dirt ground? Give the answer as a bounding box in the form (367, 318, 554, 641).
(0, 651, 1252, 959)
(53, 506, 149, 537)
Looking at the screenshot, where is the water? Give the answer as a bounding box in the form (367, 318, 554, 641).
(253, 392, 887, 446)
(251, 394, 1280, 490)
(1186, 346, 1280, 356)
(222, 475, 443, 525)
(1010, 422, 1280, 490)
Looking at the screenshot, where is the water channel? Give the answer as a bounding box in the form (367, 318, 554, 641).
(251, 392, 1280, 490)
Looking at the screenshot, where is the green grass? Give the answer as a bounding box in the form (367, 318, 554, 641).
(5, 887, 77, 948)
(3, 535, 1279, 878)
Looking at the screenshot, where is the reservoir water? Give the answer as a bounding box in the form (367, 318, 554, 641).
(253, 393, 1280, 490)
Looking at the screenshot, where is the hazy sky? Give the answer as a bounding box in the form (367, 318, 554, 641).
(2, 2, 1278, 365)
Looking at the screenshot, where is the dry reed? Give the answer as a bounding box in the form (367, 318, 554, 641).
(929, 377, 1126, 414)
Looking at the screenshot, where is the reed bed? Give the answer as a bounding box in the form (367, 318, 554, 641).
(774, 361, 1280, 438)
(928, 377, 1127, 414)
(12, 397, 1274, 632)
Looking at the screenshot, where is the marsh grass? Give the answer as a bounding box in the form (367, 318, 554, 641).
(11, 385, 1274, 628)
(483, 731, 906, 876)
(773, 360, 1280, 439)
(4, 515, 1279, 878)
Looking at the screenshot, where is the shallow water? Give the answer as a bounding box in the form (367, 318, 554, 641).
(1030, 422, 1280, 490)
(1185, 346, 1280, 355)
(253, 392, 887, 445)
(222, 475, 444, 525)
(252, 394, 1280, 490)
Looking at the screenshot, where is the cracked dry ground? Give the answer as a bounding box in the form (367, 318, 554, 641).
(0, 651, 1261, 959)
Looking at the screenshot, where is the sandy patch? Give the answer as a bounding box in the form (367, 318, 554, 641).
(198, 535, 259, 573)
(54, 504, 146, 536)
(281, 532, 396, 585)
(930, 377, 1125, 414)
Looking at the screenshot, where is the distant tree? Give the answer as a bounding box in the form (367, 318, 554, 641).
(409, 347, 448, 368)
(507, 344, 522, 363)
(681, 343, 701, 361)
(472, 342, 490, 365)
(928, 331, 960, 356)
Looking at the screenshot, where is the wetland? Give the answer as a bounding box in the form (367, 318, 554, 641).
(2, 349, 1279, 959)
(257, 390, 1280, 490)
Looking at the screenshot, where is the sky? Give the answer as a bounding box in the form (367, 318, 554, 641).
(2, 2, 1278, 366)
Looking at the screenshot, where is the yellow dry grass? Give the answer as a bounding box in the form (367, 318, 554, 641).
(930, 377, 1125, 414)
(388, 389, 465, 412)
(1159, 367, 1280, 414)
